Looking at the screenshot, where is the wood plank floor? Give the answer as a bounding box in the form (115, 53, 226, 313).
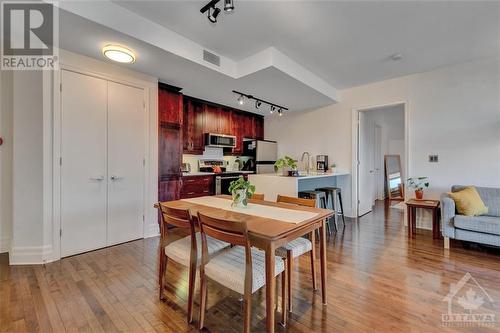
(1, 201, 500, 332)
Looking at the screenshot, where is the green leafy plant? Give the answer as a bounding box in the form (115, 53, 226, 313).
(274, 156, 298, 172)
(330, 163, 337, 168)
(228, 176, 256, 207)
(407, 177, 429, 191)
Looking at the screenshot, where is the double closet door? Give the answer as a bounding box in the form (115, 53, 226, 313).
(60, 69, 145, 257)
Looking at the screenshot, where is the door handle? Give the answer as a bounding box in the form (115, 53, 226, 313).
(90, 176, 104, 181)
(110, 175, 123, 181)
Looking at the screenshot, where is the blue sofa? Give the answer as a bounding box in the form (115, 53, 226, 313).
(441, 185, 500, 248)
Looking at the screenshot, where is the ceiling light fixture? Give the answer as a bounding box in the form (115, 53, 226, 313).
(102, 45, 135, 63)
(391, 53, 404, 61)
(224, 0, 234, 12)
(232, 90, 288, 116)
(237, 94, 245, 105)
(208, 6, 221, 23)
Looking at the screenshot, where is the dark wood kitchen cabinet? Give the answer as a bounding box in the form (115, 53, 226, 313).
(180, 175, 214, 198)
(158, 85, 183, 202)
(254, 116, 264, 140)
(183, 98, 204, 154)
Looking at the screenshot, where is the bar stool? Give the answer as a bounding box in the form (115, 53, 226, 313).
(316, 187, 346, 230)
(298, 190, 332, 235)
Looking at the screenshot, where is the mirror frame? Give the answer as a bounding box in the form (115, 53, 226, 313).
(384, 154, 404, 201)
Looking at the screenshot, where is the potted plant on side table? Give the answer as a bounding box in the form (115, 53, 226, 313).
(407, 177, 429, 200)
(229, 176, 256, 208)
(274, 156, 299, 176)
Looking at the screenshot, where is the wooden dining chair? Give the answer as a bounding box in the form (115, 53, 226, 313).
(250, 193, 265, 201)
(275, 195, 317, 313)
(157, 203, 230, 323)
(197, 212, 287, 332)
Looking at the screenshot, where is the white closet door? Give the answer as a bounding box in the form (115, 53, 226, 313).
(107, 81, 145, 245)
(358, 111, 374, 217)
(61, 70, 107, 257)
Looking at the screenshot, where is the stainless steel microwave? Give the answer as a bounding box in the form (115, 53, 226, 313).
(204, 133, 237, 148)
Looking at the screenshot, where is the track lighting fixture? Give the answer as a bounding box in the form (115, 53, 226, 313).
(237, 94, 245, 105)
(224, 0, 234, 12)
(232, 90, 288, 116)
(201, 0, 234, 24)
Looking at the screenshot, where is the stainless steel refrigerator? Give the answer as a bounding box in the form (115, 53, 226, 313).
(243, 139, 277, 174)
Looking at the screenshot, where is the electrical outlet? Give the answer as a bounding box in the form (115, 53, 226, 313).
(429, 155, 439, 163)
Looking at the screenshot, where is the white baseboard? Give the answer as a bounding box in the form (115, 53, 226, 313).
(9, 244, 55, 265)
(0, 237, 10, 253)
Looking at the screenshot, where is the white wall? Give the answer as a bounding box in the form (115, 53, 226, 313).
(0, 70, 13, 253)
(11, 71, 45, 262)
(266, 56, 500, 218)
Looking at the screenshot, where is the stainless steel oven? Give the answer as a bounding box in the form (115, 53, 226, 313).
(215, 173, 242, 195)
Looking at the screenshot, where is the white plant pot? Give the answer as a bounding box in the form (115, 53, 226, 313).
(232, 189, 247, 208)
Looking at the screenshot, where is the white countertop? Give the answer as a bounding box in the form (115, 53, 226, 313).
(249, 171, 349, 180)
(182, 171, 255, 176)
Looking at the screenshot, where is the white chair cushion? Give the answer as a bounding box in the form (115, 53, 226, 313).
(205, 246, 285, 294)
(275, 237, 312, 258)
(164, 232, 229, 267)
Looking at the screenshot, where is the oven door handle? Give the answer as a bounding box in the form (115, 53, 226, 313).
(221, 176, 241, 180)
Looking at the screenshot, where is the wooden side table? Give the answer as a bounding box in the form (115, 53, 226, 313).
(405, 199, 441, 239)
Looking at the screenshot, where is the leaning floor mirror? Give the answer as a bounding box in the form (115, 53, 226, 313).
(384, 155, 404, 200)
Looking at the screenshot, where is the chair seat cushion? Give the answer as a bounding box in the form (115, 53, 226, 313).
(205, 246, 285, 294)
(165, 232, 229, 267)
(275, 238, 312, 258)
(455, 215, 500, 236)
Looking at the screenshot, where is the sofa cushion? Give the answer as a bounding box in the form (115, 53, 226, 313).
(452, 185, 500, 217)
(448, 187, 488, 216)
(454, 215, 500, 236)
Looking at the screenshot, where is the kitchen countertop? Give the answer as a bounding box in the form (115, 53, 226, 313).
(249, 171, 349, 180)
(182, 171, 255, 176)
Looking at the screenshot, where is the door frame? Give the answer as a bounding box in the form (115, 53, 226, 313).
(51, 64, 151, 262)
(351, 101, 410, 218)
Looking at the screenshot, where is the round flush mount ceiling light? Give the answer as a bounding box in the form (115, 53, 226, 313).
(102, 45, 136, 63)
(391, 53, 404, 61)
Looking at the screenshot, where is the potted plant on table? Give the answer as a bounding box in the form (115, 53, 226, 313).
(274, 156, 299, 177)
(228, 176, 256, 208)
(330, 163, 337, 173)
(407, 177, 429, 200)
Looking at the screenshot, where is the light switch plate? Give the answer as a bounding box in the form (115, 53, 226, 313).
(429, 155, 439, 163)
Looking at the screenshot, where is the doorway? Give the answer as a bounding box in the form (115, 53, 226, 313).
(353, 103, 407, 217)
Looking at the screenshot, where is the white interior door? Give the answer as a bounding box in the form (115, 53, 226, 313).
(107, 81, 145, 245)
(61, 70, 107, 257)
(358, 111, 374, 216)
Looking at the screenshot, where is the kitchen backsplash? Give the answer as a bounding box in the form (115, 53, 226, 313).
(183, 148, 251, 172)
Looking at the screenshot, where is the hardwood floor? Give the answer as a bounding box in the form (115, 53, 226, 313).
(1, 200, 500, 332)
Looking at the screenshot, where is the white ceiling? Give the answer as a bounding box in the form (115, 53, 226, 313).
(57, 0, 500, 114)
(115, 0, 500, 88)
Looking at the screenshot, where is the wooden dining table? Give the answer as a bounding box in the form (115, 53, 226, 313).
(155, 195, 333, 333)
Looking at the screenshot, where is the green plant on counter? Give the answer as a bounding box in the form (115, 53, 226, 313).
(228, 176, 256, 207)
(274, 156, 298, 172)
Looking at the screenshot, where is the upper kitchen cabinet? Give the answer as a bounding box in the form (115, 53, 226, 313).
(158, 87, 183, 125)
(254, 115, 264, 140)
(203, 104, 220, 134)
(183, 98, 204, 154)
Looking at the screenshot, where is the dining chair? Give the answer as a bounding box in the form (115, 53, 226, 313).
(197, 211, 287, 332)
(157, 203, 230, 323)
(250, 193, 265, 200)
(275, 195, 317, 313)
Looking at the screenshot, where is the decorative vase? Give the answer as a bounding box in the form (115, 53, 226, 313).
(415, 189, 424, 200)
(282, 167, 289, 177)
(232, 189, 247, 208)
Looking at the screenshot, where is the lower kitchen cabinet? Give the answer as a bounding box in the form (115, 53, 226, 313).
(180, 175, 214, 198)
(159, 177, 182, 202)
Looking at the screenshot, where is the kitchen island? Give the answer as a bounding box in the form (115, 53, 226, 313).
(248, 171, 350, 202)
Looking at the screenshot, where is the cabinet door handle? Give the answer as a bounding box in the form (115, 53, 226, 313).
(110, 175, 123, 181)
(188, 192, 195, 195)
(186, 179, 195, 183)
(90, 176, 104, 181)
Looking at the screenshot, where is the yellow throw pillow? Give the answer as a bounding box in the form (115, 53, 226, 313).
(448, 187, 488, 216)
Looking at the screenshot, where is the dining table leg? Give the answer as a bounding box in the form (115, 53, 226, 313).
(320, 219, 327, 305)
(265, 241, 276, 333)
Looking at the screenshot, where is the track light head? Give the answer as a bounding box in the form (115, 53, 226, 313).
(237, 94, 245, 105)
(224, 0, 234, 12)
(255, 100, 262, 109)
(208, 7, 221, 23)
(270, 105, 276, 114)
(278, 108, 283, 116)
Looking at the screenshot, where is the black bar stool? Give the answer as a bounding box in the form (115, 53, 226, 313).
(316, 187, 346, 230)
(298, 190, 332, 235)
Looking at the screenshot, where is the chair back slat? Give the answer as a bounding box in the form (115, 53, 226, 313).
(157, 203, 194, 239)
(276, 195, 316, 208)
(250, 193, 265, 201)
